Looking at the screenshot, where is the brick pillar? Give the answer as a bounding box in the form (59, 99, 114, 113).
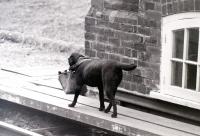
(85, 0, 162, 94)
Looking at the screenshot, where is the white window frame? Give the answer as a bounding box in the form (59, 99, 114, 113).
(161, 12, 200, 103)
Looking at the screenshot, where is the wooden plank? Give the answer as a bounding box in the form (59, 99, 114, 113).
(0, 68, 200, 136)
(1, 66, 64, 77)
(0, 78, 200, 136)
(22, 82, 200, 136)
(0, 68, 62, 89)
(0, 85, 200, 136)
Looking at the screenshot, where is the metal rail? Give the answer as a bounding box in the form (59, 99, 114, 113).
(0, 121, 43, 136)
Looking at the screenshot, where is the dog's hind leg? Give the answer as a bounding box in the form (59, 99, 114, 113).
(104, 102, 112, 113)
(98, 85, 105, 111)
(111, 98, 117, 118)
(68, 89, 81, 107)
(104, 89, 117, 118)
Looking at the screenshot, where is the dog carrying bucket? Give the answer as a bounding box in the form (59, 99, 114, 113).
(58, 71, 77, 94)
(58, 70, 87, 95)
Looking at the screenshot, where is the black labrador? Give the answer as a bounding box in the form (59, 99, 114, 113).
(67, 53, 137, 118)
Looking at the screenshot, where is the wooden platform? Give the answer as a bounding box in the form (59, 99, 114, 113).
(0, 67, 200, 136)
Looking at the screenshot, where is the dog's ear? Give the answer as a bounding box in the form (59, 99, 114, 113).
(72, 52, 84, 60)
(68, 53, 84, 66)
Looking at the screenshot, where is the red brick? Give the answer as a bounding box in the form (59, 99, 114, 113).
(109, 22, 121, 30)
(119, 81, 125, 88)
(121, 24, 134, 33)
(153, 71, 160, 81)
(108, 37, 120, 46)
(109, 54, 120, 61)
(130, 83, 137, 91)
(167, 3, 173, 14)
(124, 47, 132, 57)
(95, 43, 106, 52)
(145, 2, 155, 10)
(85, 41, 91, 49)
(114, 17, 138, 25)
(121, 40, 135, 48)
(147, 46, 161, 56)
(132, 50, 137, 58)
(96, 19, 108, 27)
(137, 84, 148, 94)
(85, 49, 96, 57)
(132, 75, 143, 83)
(162, 0, 166, 4)
(118, 47, 125, 55)
(107, 46, 119, 54)
(162, 4, 167, 15)
(97, 35, 108, 43)
(97, 51, 105, 59)
(85, 32, 96, 41)
(121, 57, 130, 63)
(124, 81, 131, 90)
(85, 17, 96, 26)
(134, 43, 146, 51)
(85, 25, 97, 34)
(138, 27, 151, 35)
(178, 0, 184, 12)
(138, 52, 151, 61)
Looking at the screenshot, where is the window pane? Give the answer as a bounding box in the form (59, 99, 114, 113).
(173, 30, 184, 59)
(186, 64, 197, 90)
(187, 28, 199, 62)
(171, 61, 183, 87)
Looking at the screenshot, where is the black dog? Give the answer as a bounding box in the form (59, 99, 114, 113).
(67, 53, 137, 118)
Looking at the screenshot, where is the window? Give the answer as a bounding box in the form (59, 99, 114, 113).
(171, 28, 199, 91)
(161, 13, 200, 103)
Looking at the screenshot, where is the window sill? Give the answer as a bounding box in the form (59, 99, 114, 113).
(150, 91, 200, 110)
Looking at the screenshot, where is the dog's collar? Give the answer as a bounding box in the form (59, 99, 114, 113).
(69, 57, 91, 71)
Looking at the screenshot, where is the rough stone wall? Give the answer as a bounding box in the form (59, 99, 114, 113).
(162, 0, 200, 16)
(85, 0, 162, 94)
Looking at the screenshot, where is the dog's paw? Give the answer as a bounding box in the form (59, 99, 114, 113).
(68, 103, 75, 107)
(111, 113, 117, 118)
(104, 109, 110, 113)
(99, 107, 105, 111)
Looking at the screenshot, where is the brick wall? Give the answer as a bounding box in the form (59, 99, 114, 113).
(85, 0, 162, 94)
(162, 0, 200, 16)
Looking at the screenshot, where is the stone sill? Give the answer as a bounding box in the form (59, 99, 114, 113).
(150, 91, 200, 111)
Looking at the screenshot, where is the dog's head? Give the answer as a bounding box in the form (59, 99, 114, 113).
(68, 52, 84, 66)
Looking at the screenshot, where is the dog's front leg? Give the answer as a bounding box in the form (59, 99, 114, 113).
(111, 99, 117, 118)
(98, 86, 105, 111)
(68, 90, 80, 107)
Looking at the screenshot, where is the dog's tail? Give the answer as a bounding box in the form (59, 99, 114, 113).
(118, 63, 137, 71)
